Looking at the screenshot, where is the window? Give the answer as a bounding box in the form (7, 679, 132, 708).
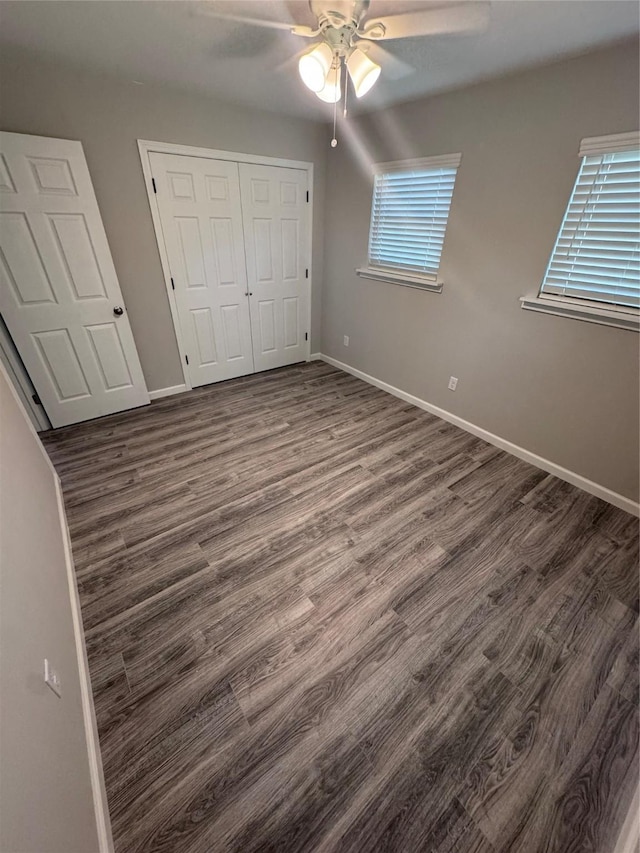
(358, 153, 461, 290)
(539, 132, 639, 311)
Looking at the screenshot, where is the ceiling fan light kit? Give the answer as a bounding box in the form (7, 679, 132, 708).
(315, 69, 342, 103)
(299, 45, 380, 101)
(347, 48, 381, 98)
(298, 42, 334, 92)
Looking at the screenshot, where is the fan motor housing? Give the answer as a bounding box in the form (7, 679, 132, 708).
(309, 0, 371, 30)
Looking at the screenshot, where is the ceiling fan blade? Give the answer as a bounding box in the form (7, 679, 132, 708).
(359, 2, 490, 41)
(359, 42, 415, 79)
(196, 7, 317, 37)
(275, 46, 311, 74)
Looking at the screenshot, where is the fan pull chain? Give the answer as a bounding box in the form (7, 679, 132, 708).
(331, 53, 339, 148)
(343, 61, 349, 118)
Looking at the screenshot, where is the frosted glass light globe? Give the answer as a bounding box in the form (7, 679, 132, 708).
(299, 43, 333, 93)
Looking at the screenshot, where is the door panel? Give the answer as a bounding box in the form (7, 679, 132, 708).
(0, 132, 149, 427)
(33, 329, 90, 400)
(221, 305, 243, 360)
(253, 219, 274, 282)
(0, 212, 57, 304)
(210, 218, 237, 285)
(283, 297, 299, 349)
(86, 323, 133, 390)
(258, 300, 277, 354)
(48, 213, 107, 299)
(191, 308, 218, 366)
(239, 163, 309, 371)
(150, 152, 254, 387)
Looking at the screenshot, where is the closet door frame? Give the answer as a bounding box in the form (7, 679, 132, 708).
(138, 139, 313, 391)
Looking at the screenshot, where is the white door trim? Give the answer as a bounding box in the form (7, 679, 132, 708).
(0, 317, 50, 431)
(138, 140, 314, 391)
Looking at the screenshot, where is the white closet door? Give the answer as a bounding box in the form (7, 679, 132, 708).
(0, 132, 149, 427)
(150, 153, 254, 387)
(239, 164, 309, 372)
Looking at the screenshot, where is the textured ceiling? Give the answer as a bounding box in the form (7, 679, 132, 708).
(1, 1, 638, 120)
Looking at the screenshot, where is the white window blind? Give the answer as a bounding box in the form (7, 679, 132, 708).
(368, 154, 461, 279)
(540, 135, 639, 310)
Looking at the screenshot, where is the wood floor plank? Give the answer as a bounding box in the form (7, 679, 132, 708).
(40, 361, 639, 853)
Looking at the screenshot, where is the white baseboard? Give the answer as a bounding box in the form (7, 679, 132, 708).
(148, 383, 188, 400)
(613, 784, 640, 853)
(318, 353, 639, 517)
(310, 352, 323, 361)
(56, 478, 114, 853)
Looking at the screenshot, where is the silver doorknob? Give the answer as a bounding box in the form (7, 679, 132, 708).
(113, 306, 124, 316)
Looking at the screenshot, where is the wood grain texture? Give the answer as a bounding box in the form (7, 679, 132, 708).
(42, 361, 639, 853)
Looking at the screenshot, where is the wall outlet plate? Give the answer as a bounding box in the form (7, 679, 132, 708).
(448, 376, 458, 391)
(44, 659, 62, 698)
(343, 335, 350, 346)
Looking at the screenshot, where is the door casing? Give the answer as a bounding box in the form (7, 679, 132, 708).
(138, 140, 314, 392)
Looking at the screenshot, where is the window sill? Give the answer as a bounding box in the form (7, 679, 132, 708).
(520, 295, 639, 332)
(356, 267, 443, 293)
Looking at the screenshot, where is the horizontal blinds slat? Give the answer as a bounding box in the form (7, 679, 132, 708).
(370, 251, 443, 263)
(371, 241, 446, 255)
(371, 225, 448, 235)
(369, 162, 458, 276)
(572, 183, 640, 195)
(553, 253, 639, 268)
(370, 234, 446, 246)
(548, 258, 639, 272)
(540, 147, 640, 308)
(545, 272, 639, 291)
(372, 209, 452, 217)
(373, 228, 444, 240)
(549, 259, 639, 275)
(543, 284, 639, 307)
(373, 198, 454, 205)
(371, 250, 442, 262)
(557, 233, 639, 244)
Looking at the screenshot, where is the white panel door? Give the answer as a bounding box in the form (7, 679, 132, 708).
(239, 164, 309, 371)
(150, 153, 254, 387)
(0, 132, 149, 427)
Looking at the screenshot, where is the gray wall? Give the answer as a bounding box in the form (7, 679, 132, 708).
(322, 41, 639, 502)
(0, 364, 102, 853)
(0, 46, 327, 392)
(0, 41, 638, 502)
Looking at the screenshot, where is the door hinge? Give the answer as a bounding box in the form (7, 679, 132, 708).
(305, 268, 309, 278)
(32, 392, 42, 406)
(185, 355, 189, 365)
(152, 177, 157, 194)
(171, 277, 175, 290)
(305, 332, 308, 341)
(306, 191, 309, 203)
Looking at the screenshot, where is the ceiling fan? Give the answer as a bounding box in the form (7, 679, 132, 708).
(200, 1, 490, 143)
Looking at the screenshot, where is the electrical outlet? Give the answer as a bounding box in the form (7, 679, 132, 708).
(44, 659, 62, 698)
(448, 376, 458, 391)
(343, 335, 350, 347)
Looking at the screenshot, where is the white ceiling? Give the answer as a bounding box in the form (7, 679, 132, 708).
(1, 1, 638, 120)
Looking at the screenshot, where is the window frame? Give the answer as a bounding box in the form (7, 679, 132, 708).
(523, 130, 639, 331)
(358, 153, 461, 292)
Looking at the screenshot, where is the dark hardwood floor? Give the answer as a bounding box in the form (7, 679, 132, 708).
(42, 361, 639, 853)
